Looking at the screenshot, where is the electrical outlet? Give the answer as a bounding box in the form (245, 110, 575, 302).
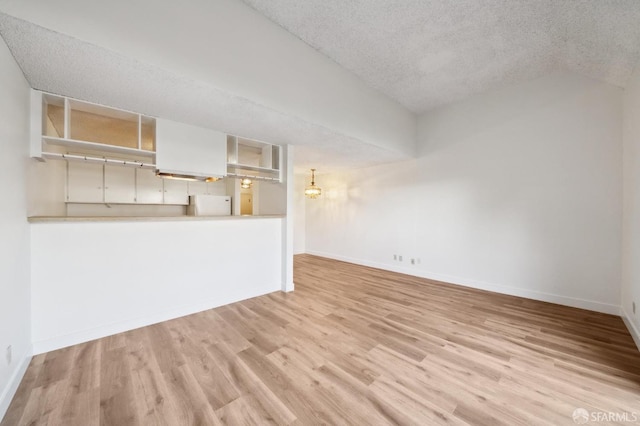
(417, 258, 421, 264)
(6, 345, 11, 365)
(393, 254, 397, 261)
(633, 302, 636, 315)
(410, 258, 415, 265)
(398, 255, 403, 262)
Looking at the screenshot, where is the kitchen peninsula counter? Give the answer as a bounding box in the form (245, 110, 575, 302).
(29, 213, 286, 354)
(28, 214, 284, 223)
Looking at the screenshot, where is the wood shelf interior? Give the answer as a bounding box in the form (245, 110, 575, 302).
(42, 136, 156, 159)
(227, 136, 280, 172)
(42, 93, 156, 155)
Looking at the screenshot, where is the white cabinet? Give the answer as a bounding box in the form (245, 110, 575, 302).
(155, 118, 227, 178)
(105, 166, 135, 203)
(31, 90, 156, 160)
(162, 179, 189, 205)
(138, 169, 191, 205)
(187, 181, 227, 196)
(136, 169, 164, 204)
(226, 135, 281, 181)
(66, 165, 190, 205)
(67, 162, 103, 203)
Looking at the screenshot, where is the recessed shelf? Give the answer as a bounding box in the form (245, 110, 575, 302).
(226, 172, 280, 183)
(33, 90, 157, 164)
(226, 135, 281, 182)
(43, 136, 156, 159)
(226, 163, 280, 174)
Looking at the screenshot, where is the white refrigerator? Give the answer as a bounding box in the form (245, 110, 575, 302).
(187, 195, 232, 216)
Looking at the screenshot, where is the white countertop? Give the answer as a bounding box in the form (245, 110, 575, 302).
(28, 215, 285, 223)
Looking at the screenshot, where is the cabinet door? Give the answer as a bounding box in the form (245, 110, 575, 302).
(163, 179, 189, 205)
(136, 169, 164, 204)
(104, 166, 135, 203)
(67, 162, 103, 203)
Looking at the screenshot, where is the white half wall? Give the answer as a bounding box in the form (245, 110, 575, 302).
(0, 37, 32, 420)
(30, 218, 283, 354)
(622, 66, 640, 349)
(306, 72, 623, 315)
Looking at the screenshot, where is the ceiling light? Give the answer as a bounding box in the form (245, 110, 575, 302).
(304, 168, 321, 199)
(241, 178, 252, 189)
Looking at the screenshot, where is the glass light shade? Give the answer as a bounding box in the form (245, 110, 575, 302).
(240, 178, 252, 189)
(304, 168, 321, 198)
(304, 185, 321, 198)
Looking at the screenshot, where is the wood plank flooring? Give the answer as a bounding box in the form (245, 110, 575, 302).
(3, 254, 640, 425)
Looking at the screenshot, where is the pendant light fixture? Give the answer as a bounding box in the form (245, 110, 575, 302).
(304, 168, 322, 199)
(240, 178, 252, 189)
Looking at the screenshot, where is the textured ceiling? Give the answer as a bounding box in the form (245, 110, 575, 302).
(240, 0, 640, 113)
(2, 1, 640, 174)
(0, 13, 406, 174)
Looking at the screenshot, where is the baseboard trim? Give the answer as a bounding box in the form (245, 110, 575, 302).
(621, 306, 640, 351)
(31, 287, 279, 355)
(0, 353, 32, 422)
(306, 251, 621, 316)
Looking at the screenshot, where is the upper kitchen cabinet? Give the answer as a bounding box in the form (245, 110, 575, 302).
(155, 118, 227, 180)
(30, 90, 156, 162)
(227, 136, 281, 182)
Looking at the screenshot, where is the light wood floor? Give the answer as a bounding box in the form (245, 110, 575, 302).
(3, 255, 640, 425)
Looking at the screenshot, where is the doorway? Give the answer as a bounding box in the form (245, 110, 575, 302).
(240, 192, 253, 215)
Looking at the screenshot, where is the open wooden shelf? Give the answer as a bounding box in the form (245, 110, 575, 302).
(42, 136, 156, 159)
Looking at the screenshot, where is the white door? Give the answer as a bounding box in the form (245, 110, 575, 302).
(240, 193, 253, 215)
(104, 166, 135, 203)
(136, 169, 164, 204)
(67, 162, 103, 203)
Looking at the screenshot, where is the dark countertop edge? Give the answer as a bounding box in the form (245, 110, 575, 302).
(28, 215, 285, 223)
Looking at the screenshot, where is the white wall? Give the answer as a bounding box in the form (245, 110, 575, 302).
(622, 66, 640, 348)
(30, 218, 283, 354)
(293, 174, 306, 254)
(256, 181, 286, 215)
(281, 145, 294, 291)
(0, 0, 416, 158)
(306, 72, 623, 314)
(27, 159, 65, 217)
(0, 37, 32, 419)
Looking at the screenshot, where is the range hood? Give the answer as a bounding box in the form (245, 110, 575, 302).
(155, 171, 221, 182)
(155, 118, 227, 180)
